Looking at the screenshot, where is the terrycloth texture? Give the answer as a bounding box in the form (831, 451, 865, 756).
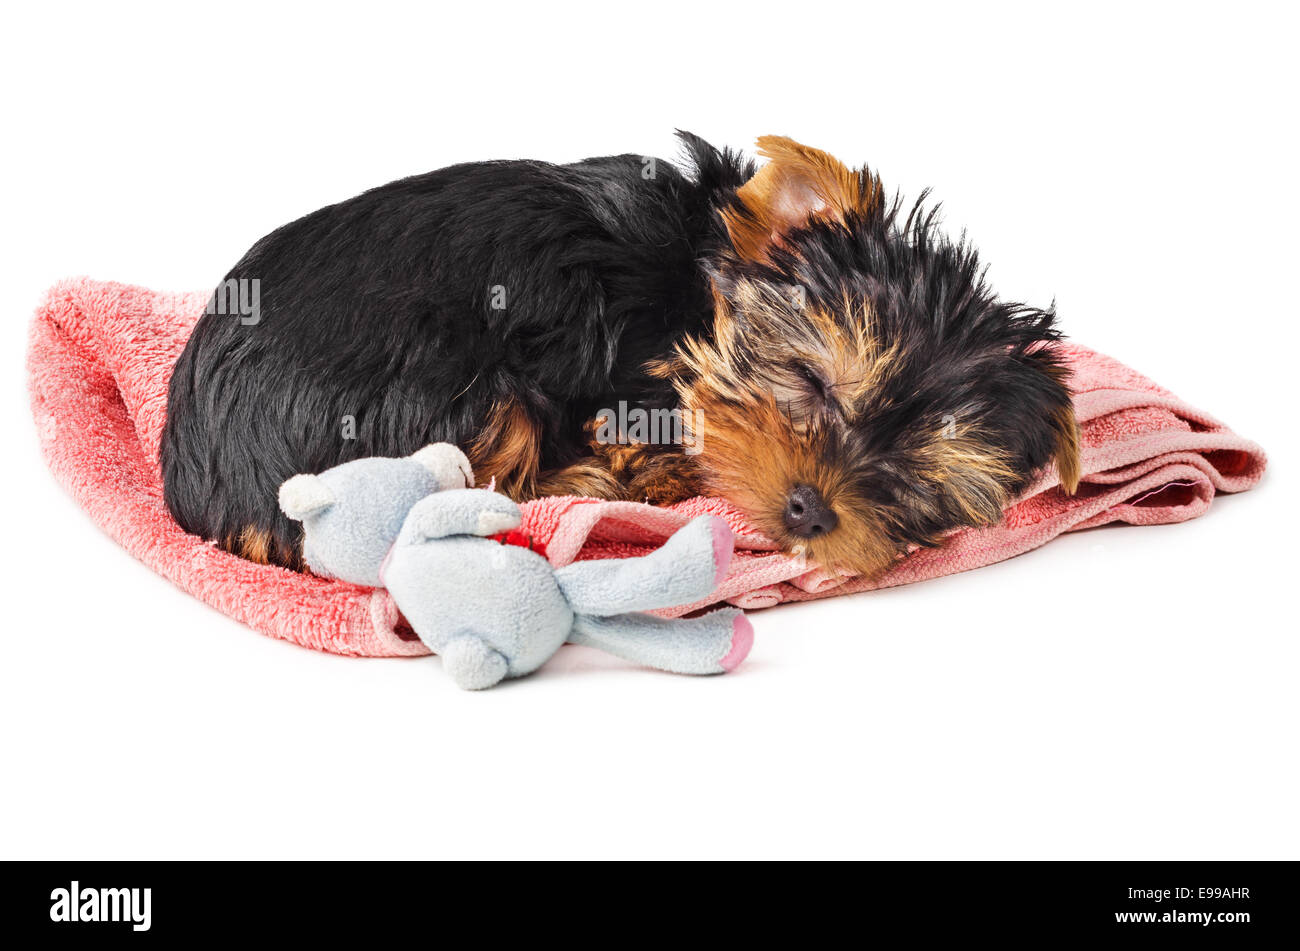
(282, 451, 749, 688)
(28, 278, 1267, 656)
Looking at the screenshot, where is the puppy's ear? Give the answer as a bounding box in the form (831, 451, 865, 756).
(1051, 404, 1082, 494)
(278, 474, 335, 521)
(723, 135, 883, 262)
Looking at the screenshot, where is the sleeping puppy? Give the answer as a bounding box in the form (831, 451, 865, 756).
(161, 132, 1078, 575)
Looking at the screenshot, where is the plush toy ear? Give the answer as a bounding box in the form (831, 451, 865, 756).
(411, 443, 474, 490)
(722, 135, 884, 262)
(278, 474, 335, 522)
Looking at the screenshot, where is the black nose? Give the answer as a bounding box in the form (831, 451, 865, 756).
(783, 484, 838, 538)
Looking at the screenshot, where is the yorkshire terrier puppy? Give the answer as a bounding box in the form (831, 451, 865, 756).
(162, 133, 1078, 576)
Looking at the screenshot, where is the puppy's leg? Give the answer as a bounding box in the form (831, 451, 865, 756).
(468, 398, 639, 501)
(467, 396, 544, 499)
(533, 443, 704, 503)
(606, 443, 704, 504)
(535, 461, 626, 500)
(472, 398, 704, 503)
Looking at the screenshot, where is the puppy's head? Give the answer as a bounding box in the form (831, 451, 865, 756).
(655, 136, 1079, 577)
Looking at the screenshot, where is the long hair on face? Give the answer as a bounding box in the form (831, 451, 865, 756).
(654, 136, 1080, 575)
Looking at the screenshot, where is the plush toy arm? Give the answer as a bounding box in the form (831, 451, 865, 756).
(410, 443, 475, 491)
(553, 515, 733, 616)
(569, 609, 753, 675)
(398, 488, 522, 544)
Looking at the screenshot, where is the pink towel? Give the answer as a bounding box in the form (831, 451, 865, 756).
(28, 278, 1267, 657)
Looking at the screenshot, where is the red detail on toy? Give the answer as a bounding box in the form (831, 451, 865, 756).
(490, 529, 547, 560)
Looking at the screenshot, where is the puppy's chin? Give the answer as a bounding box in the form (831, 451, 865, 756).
(697, 477, 901, 578)
(769, 510, 901, 578)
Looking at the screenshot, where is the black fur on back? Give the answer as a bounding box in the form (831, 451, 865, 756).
(161, 133, 753, 565)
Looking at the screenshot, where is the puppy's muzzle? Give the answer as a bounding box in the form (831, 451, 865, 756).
(783, 484, 838, 538)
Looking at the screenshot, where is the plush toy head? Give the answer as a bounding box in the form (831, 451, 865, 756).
(278, 444, 472, 585)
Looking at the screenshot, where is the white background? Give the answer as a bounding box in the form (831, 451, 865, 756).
(2, 2, 1295, 859)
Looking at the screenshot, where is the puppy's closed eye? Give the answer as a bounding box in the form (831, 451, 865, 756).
(771, 361, 834, 427)
(795, 361, 830, 401)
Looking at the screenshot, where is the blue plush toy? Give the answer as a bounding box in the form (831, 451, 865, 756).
(278, 444, 753, 689)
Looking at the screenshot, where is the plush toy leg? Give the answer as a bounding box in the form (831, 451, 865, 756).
(440, 635, 510, 690)
(554, 515, 733, 616)
(569, 609, 753, 675)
